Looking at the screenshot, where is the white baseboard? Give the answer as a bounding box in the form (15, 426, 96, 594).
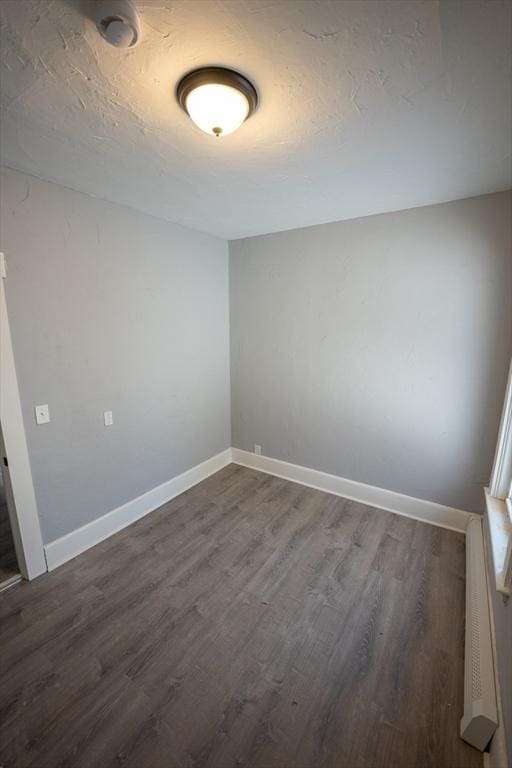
(483, 674, 509, 768)
(44, 448, 232, 570)
(231, 448, 472, 533)
(45, 446, 473, 572)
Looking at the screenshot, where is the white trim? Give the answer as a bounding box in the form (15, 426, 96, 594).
(44, 448, 232, 570)
(0, 252, 47, 580)
(0, 574, 23, 593)
(487, 359, 512, 598)
(484, 489, 512, 595)
(484, 698, 510, 768)
(43, 445, 473, 572)
(460, 516, 498, 751)
(483, 516, 511, 768)
(490, 359, 512, 500)
(231, 448, 472, 533)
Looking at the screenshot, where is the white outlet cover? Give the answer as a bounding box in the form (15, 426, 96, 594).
(254, 444, 262, 456)
(104, 410, 113, 426)
(35, 404, 50, 425)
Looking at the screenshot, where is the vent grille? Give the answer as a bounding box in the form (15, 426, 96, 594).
(470, 585, 482, 701)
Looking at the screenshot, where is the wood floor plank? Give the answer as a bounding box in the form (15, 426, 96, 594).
(0, 464, 481, 768)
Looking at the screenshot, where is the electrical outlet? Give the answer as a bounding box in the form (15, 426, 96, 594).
(254, 444, 262, 456)
(104, 410, 114, 426)
(34, 404, 50, 425)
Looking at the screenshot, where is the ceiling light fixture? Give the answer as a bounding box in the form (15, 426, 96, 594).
(176, 67, 258, 138)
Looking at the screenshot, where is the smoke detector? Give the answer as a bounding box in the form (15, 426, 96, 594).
(95, 0, 142, 48)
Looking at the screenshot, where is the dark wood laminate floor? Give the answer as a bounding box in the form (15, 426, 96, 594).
(0, 464, 481, 768)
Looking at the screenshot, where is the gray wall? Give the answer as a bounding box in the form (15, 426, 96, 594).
(230, 191, 512, 513)
(0, 167, 231, 543)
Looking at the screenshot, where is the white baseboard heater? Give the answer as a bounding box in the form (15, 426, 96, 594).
(460, 516, 498, 751)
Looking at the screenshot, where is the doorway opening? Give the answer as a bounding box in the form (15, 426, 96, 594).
(0, 422, 22, 590)
(0, 252, 47, 583)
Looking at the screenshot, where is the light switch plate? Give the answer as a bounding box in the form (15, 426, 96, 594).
(104, 410, 113, 427)
(35, 404, 50, 425)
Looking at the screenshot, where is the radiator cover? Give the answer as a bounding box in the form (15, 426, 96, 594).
(460, 515, 498, 751)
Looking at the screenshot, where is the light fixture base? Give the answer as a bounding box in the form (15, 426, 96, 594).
(94, 0, 142, 48)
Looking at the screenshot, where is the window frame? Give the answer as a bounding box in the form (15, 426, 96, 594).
(486, 359, 512, 595)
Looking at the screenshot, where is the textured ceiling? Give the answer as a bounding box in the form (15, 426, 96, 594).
(0, 0, 511, 239)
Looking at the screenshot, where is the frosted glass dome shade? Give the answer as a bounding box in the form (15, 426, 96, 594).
(185, 83, 250, 137)
(177, 67, 258, 138)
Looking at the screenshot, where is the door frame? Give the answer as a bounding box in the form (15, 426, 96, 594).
(0, 252, 46, 579)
